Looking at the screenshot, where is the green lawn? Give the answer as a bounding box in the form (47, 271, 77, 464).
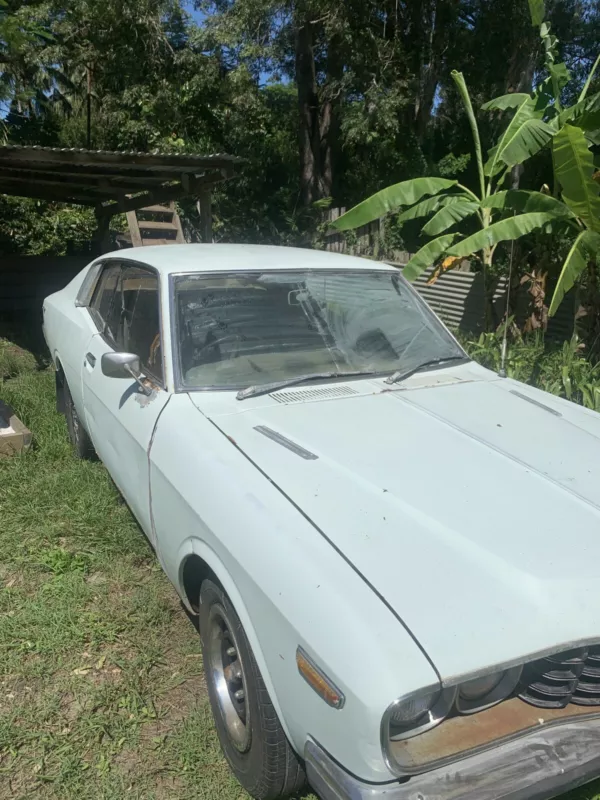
(0, 338, 599, 800)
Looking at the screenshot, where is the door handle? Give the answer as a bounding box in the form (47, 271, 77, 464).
(85, 352, 97, 368)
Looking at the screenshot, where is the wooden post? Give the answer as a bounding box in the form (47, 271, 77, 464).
(126, 210, 143, 247)
(86, 65, 92, 150)
(94, 211, 112, 254)
(198, 187, 213, 243)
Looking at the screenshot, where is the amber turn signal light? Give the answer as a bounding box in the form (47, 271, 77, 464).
(296, 647, 345, 709)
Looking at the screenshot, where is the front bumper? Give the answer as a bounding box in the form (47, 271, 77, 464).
(305, 717, 600, 800)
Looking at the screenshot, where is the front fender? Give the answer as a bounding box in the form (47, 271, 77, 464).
(175, 536, 299, 746)
(150, 394, 437, 783)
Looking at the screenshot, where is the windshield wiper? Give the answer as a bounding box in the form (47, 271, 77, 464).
(384, 355, 469, 386)
(237, 370, 376, 401)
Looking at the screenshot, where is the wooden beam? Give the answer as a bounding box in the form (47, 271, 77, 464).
(198, 186, 213, 243)
(171, 202, 185, 244)
(93, 212, 112, 254)
(0, 166, 176, 188)
(0, 175, 123, 197)
(137, 220, 178, 231)
(96, 176, 221, 217)
(0, 183, 105, 205)
(126, 211, 143, 247)
(0, 162, 207, 181)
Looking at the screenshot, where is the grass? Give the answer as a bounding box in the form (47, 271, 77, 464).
(0, 341, 316, 800)
(0, 338, 599, 800)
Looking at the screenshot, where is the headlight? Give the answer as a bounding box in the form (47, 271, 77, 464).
(388, 685, 457, 740)
(455, 666, 522, 714)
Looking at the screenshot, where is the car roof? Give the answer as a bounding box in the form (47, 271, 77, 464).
(99, 243, 396, 275)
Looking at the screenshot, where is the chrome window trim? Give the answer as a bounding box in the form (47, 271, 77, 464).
(75, 260, 104, 307)
(84, 258, 167, 391)
(168, 267, 467, 394)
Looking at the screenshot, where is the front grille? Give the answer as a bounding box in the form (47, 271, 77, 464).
(519, 645, 600, 708)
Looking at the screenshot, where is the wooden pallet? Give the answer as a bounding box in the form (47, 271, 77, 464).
(126, 202, 185, 247)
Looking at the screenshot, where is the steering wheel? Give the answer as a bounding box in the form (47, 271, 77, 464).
(196, 332, 266, 362)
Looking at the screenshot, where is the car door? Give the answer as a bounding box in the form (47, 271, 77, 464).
(81, 260, 171, 542)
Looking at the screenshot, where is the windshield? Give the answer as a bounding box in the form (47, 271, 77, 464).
(173, 269, 465, 390)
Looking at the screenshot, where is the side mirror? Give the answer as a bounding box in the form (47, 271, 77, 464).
(101, 352, 153, 396)
(101, 351, 141, 378)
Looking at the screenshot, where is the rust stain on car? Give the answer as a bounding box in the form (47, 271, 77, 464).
(391, 696, 600, 770)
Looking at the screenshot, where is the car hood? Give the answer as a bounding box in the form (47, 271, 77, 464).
(190, 367, 600, 682)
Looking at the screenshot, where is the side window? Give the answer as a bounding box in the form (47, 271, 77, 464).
(89, 262, 121, 338)
(119, 265, 164, 384)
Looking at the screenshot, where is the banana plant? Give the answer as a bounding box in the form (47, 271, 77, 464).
(546, 124, 600, 316)
(330, 69, 560, 284)
(330, 0, 599, 288)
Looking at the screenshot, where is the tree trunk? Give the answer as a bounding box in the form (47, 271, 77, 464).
(295, 13, 321, 206)
(320, 34, 343, 201)
(295, 8, 342, 206)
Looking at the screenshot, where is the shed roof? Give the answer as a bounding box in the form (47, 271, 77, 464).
(0, 145, 242, 215)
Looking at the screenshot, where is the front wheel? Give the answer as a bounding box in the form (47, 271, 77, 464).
(198, 580, 305, 799)
(63, 380, 96, 460)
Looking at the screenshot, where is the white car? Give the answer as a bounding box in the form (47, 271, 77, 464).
(43, 244, 600, 800)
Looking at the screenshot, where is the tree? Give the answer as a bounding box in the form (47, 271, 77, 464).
(330, 0, 600, 301)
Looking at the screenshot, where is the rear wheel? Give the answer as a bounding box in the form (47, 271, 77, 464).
(198, 579, 305, 799)
(64, 381, 95, 460)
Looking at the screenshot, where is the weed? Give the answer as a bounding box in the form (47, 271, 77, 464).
(0, 359, 315, 799)
(459, 324, 600, 412)
(1, 342, 594, 800)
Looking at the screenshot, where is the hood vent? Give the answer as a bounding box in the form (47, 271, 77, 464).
(271, 385, 359, 404)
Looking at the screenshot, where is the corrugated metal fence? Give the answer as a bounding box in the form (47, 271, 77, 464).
(0, 251, 575, 342)
(326, 207, 575, 337)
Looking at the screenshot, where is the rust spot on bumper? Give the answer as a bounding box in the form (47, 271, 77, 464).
(391, 697, 600, 771)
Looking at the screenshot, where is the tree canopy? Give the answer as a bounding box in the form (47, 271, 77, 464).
(0, 0, 598, 252)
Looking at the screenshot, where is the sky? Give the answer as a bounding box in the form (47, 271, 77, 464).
(184, 2, 205, 25)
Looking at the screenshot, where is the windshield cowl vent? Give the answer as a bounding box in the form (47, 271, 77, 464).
(271, 385, 359, 404)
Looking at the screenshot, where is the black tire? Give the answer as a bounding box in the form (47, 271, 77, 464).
(198, 579, 305, 799)
(63, 380, 96, 460)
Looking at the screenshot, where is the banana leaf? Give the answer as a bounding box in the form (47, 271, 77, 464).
(421, 201, 480, 236)
(485, 98, 553, 174)
(329, 178, 456, 232)
(481, 93, 532, 112)
(451, 71, 485, 199)
(499, 118, 556, 166)
(580, 54, 600, 103)
(447, 212, 557, 258)
(402, 234, 459, 282)
(553, 124, 600, 232)
(549, 230, 600, 315)
(396, 195, 442, 223)
(396, 193, 470, 224)
(481, 190, 573, 216)
(485, 98, 538, 176)
(528, 0, 545, 26)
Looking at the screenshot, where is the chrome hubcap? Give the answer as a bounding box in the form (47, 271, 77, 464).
(70, 398, 80, 443)
(207, 603, 251, 752)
